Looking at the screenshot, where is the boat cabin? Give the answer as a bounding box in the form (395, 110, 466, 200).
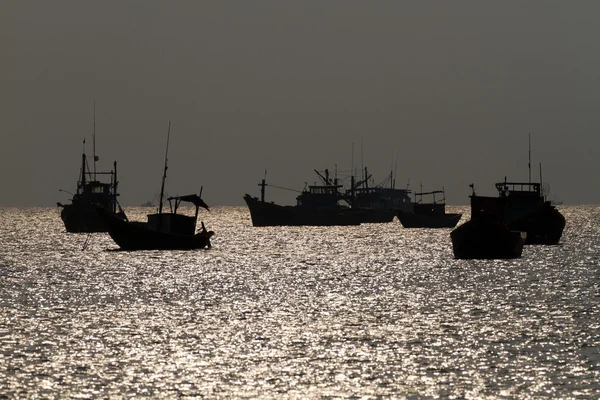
(413, 190, 447, 216)
(352, 187, 412, 210)
(147, 194, 208, 235)
(495, 181, 542, 201)
(70, 153, 120, 214)
(296, 184, 347, 210)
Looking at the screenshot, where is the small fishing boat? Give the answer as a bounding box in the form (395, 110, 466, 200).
(397, 188, 462, 228)
(99, 122, 213, 250)
(450, 214, 526, 259)
(450, 185, 526, 259)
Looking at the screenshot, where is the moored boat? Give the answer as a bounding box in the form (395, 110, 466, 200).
(99, 122, 213, 250)
(99, 195, 213, 250)
(474, 179, 565, 245)
(450, 185, 526, 259)
(450, 214, 526, 259)
(244, 169, 367, 226)
(57, 105, 126, 233)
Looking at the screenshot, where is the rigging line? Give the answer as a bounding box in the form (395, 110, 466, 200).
(265, 184, 302, 193)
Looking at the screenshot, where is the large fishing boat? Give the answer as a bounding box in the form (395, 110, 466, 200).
(57, 151, 126, 233)
(244, 169, 367, 226)
(450, 185, 526, 259)
(397, 188, 462, 228)
(99, 122, 213, 250)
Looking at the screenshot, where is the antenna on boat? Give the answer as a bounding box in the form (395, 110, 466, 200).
(351, 142, 354, 178)
(158, 121, 171, 216)
(528, 133, 531, 184)
(394, 150, 399, 189)
(390, 149, 394, 189)
(539, 162, 548, 200)
(360, 134, 364, 184)
(93, 100, 97, 181)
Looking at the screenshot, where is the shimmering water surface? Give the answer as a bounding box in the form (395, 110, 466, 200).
(0, 206, 598, 398)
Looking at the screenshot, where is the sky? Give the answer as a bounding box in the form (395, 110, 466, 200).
(1, 1, 599, 207)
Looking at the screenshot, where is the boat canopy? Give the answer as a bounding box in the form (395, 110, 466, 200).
(168, 194, 209, 210)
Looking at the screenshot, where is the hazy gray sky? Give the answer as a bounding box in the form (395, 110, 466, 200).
(2, 1, 599, 206)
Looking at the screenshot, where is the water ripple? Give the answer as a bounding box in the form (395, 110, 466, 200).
(0, 205, 598, 398)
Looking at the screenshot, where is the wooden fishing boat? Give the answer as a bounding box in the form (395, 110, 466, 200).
(99, 122, 213, 250)
(450, 189, 526, 259)
(99, 195, 212, 250)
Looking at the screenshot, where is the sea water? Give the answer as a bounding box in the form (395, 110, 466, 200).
(0, 206, 598, 398)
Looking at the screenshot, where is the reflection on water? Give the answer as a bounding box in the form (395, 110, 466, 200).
(0, 206, 599, 398)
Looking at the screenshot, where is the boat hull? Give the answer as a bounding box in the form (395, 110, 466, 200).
(60, 202, 124, 233)
(397, 211, 462, 228)
(450, 218, 526, 259)
(244, 195, 365, 226)
(99, 209, 212, 250)
(358, 209, 396, 223)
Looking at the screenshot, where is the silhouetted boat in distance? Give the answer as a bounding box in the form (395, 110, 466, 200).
(57, 117, 126, 233)
(484, 135, 565, 245)
(450, 185, 526, 259)
(99, 122, 213, 250)
(397, 188, 462, 228)
(244, 169, 368, 226)
(489, 179, 565, 245)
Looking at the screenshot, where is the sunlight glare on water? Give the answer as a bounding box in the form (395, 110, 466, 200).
(0, 205, 599, 398)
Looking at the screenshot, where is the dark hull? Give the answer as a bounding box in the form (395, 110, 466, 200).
(506, 205, 566, 245)
(397, 211, 462, 228)
(359, 209, 396, 223)
(60, 203, 124, 233)
(99, 209, 212, 251)
(244, 195, 365, 226)
(450, 218, 526, 259)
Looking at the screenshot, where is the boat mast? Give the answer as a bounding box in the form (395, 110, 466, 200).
(539, 162, 544, 199)
(81, 151, 86, 193)
(93, 100, 97, 181)
(390, 149, 394, 189)
(528, 133, 531, 185)
(158, 121, 171, 216)
(113, 161, 118, 213)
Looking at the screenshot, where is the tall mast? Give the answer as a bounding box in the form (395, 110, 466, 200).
(113, 161, 118, 213)
(158, 121, 171, 215)
(390, 149, 394, 189)
(351, 142, 354, 181)
(528, 133, 531, 184)
(360, 134, 364, 184)
(93, 100, 97, 181)
(539, 162, 544, 199)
